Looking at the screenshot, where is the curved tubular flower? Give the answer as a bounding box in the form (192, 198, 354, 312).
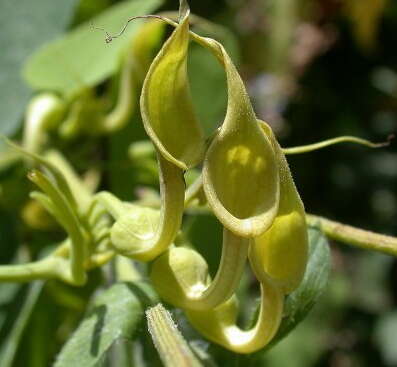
(22, 93, 65, 154)
(99, 7, 280, 237)
(140, 4, 205, 170)
(100, 51, 136, 133)
(97, 153, 185, 262)
(186, 276, 283, 354)
(199, 39, 280, 238)
(249, 121, 308, 294)
(150, 231, 249, 311)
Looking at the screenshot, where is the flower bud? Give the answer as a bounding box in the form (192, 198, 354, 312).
(110, 205, 161, 261)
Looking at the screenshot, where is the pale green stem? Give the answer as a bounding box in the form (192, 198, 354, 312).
(183, 228, 249, 311)
(267, 0, 297, 75)
(307, 214, 397, 257)
(59, 99, 84, 139)
(94, 191, 126, 219)
(146, 304, 203, 367)
(0, 249, 115, 284)
(0, 257, 67, 283)
(184, 174, 203, 206)
(102, 53, 136, 132)
(282, 136, 390, 155)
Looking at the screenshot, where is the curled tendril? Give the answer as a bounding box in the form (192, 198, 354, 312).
(91, 15, 172, 44)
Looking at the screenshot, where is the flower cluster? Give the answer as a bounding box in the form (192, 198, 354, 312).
(136, 1, 308, 353)
(1, 0, 390, 356)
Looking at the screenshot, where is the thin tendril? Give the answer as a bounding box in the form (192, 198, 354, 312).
(283, 134, 394, 155)
(91, 15, 172, 44)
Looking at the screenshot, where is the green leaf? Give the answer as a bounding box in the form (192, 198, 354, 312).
(23, 0, 163, 97)
(0, 0, 78, 136)
(267, 227, 331, 347)
(54, 281, 158, 367)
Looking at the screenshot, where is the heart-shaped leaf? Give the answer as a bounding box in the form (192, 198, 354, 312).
(23, 0, 163, 97)
(54, 281, 158, 367)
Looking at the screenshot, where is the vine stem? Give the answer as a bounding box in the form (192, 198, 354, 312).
(0, 257, 70, 283)
(307, 214, 397, 256)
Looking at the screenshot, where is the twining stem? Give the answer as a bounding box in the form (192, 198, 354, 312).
(307, 214, 397, 257)
(282, 135, 391, 155)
